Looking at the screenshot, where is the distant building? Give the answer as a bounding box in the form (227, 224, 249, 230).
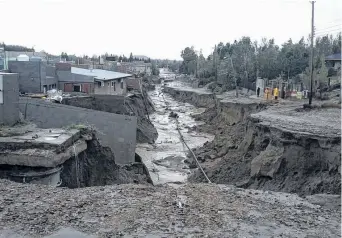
(325, 53, 341, 70)
(0, 56, 4, 70)
(115, 62, 152, 76)
(8, 61, 57, 93)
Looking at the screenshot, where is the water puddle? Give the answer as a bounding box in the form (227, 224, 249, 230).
(136, 78, 214, 185)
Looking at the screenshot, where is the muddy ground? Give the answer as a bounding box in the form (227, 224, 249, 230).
(163, 81, 341, 196)
(0, 180, 340, 237)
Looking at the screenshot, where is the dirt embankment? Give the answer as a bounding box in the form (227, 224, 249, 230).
(61, 128, 151, 188)
(164, 85, 341, 196)
(62, 91, 158, 144)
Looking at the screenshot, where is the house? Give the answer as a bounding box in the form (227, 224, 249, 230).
(8, 61, 57, 93)
(325, 53, 341, 70)
(70, 67, 132, 95)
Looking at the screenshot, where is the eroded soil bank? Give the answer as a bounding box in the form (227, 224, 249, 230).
(164, 81, 341, 196)
(61, 128, 150, 188)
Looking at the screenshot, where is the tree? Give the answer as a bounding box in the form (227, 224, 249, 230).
(318, 55, 329, 98)
(61, 52, 69, 61)
(180, 46, 197, 75)
(129, 52, 134, 62)
(151, 62, 159, 75)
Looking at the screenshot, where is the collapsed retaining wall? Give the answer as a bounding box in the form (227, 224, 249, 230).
(164, 84, 341, 195)
(61, 129, 150, 188)
(62, 93, 158, 144)
(19, 98, 137, 165)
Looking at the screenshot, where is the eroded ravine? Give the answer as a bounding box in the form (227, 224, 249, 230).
(136, 80, 214, 185)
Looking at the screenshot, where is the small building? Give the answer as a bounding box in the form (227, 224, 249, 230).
(71, 67, 132, 96)
(0, 72, 20, 126)
(325, 53, 341, 70)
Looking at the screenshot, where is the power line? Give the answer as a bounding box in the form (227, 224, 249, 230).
(315, 30, 341, 37)
(315, 24, 342, 33)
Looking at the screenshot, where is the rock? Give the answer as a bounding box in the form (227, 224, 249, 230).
(169, 112, 179, 118)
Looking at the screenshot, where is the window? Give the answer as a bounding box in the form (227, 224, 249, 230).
(73, 85, 81, 92)
(113, 82, 116, 91)
(121, 81, 124, 89)
(111, 81, 114, 87)
(97, 81, 102, 87)
(108, 82, 110, 87)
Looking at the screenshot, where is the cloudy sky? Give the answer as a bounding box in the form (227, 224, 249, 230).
(0, 0, 341, 60)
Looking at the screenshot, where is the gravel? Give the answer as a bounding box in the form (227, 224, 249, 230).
(0, 180, 340, 237)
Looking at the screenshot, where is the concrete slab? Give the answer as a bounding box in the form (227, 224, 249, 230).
(0, 126, 87, 167)
(0, 140, 87, 167)
(0, 128, 80, 150)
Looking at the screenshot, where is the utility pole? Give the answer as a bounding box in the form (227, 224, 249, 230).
(309, 1, 315, 105)
(229, 57, 239, 98)
(214, 45, 218, 81)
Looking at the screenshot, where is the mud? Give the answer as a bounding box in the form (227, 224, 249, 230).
(0, 181, 340, 237)
(165, 80, 341, 196)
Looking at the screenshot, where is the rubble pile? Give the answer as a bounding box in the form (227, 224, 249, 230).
(0, 181, 340, 237)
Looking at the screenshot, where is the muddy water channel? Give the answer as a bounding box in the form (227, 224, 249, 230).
(136, 84, 214, 185)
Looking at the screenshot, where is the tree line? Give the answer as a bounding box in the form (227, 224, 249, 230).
(0, 42, 35, 52)
(179, 33, 341, 90)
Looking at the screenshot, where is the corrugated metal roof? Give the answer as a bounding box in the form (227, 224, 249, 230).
(71, 67, 132, 81)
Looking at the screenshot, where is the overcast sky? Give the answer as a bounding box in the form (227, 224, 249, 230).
(0, 0, 341, 60)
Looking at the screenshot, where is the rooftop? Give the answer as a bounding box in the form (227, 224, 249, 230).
(325, 53, 341, 61)
(71, 67, 132, 81)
